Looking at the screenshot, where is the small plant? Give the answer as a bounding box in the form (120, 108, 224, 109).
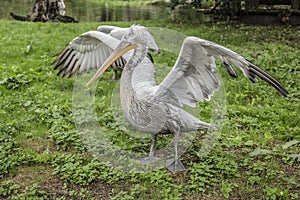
(0, 180, 20, 197)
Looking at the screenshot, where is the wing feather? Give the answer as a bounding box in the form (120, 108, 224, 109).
(90, 50, 97, 71)
(157, 36, 288, 108)
(61, 51, 76, 75)
(85, 51, 92, 73)
(53, 31, 126, 78)
(69, 60, 80, 77)
(64, 55, 77, 77)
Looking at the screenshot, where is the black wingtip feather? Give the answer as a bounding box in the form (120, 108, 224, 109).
(62, 72, 68, 78)
(248, 71, 258, 83)
(57, 68, 65, 77)
(52, 47, 69, 66)
(223, 62, 238, 78)
(248, 64, 288, 97)
(68, 65, 80, 78)
(53, 49, 74, 71)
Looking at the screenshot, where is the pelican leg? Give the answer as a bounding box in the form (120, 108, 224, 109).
(149, 134, 157, 157)
(166, 131, 185, 173)
(139, 134, 160, 165)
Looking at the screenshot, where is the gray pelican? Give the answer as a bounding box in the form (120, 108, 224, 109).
(53, 25, 288, 173)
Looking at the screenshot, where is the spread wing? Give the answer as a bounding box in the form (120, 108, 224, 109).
(157, 37, 288, 108)
(53, 30, 126, 78)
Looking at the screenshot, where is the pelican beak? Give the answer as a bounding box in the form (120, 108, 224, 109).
(86, 42, 137, 87)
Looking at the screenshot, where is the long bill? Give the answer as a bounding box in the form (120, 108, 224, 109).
(86, 42, 137, 87)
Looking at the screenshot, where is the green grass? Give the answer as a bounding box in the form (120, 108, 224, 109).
(0, 20, 299, 199)
(87, 0, 153, 6)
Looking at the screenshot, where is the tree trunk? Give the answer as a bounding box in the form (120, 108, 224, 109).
(30, 0, 49, 21)
(10, 0, 78, 23)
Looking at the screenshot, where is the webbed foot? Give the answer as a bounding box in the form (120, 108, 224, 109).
(166, 158, 185, 173)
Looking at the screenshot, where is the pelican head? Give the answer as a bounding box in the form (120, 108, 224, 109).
(122, 25, 161, 54)
(86, 25, 160, 86)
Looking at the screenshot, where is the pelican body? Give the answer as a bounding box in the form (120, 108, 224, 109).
(53, 25, 288, 172)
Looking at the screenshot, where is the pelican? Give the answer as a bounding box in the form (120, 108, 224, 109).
(53, 25, 288, 173)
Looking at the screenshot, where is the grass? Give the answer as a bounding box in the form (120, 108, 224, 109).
(0, 19, 299, 199)
(87, 0, 153, 6)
